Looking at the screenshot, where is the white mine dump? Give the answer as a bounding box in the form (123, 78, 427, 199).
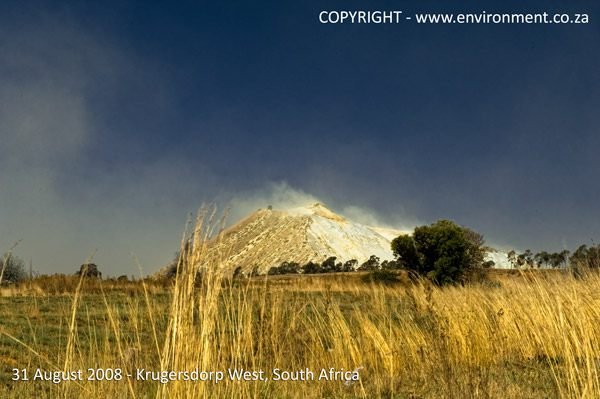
(163, 202, 511, 274)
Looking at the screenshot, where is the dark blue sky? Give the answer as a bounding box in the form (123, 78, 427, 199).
(1, 1, 599, 274)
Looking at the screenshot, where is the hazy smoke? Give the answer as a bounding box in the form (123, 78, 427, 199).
(227, 182, 318, 220)
(0, 14, 192, 276)
(340, 205, 414, 231)
(226, 182, 417, 232)
(0, 8, 424, 278)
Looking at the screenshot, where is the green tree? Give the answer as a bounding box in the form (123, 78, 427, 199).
(358, 255, 381, 271)
(570, 245, 588, 266)
(342, 259, 358, 272)
(507, 250, 518, 269)
(549, 250, 569, 268)
(321, 257, 341, 273)
(534, 251, 550, 268)
(570, 245, 600, 269)
(517, 250, 534, 268)
(301, 261, 322, 274)
(391, 220, 487, 285)
(280, 261, 301, 274)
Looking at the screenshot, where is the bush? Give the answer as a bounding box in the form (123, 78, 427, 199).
(75, 263, 102, 279)
(268, 262, 301, 275)
(301, 261, 322, 274)
(0, 253, 27, 284)
(391, 220, 488, 285)
(363, 269, 401, 284)
(381, 259, 402, 270)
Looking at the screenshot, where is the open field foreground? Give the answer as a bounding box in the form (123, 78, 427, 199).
(2, 267, 600, 398)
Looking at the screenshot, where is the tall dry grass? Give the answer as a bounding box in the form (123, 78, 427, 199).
(2, 213, 600, 398)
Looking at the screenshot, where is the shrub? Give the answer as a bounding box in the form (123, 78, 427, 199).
(0, 253, 27, 284)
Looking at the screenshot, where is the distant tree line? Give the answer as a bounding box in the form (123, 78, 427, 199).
(266, 255, 402, 276)
(0, 252, 118, 285)
(506, 249, 569, 269)
(506, 244, 600, 270)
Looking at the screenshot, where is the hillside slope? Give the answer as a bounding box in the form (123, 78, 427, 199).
(206, 203, 408, 273)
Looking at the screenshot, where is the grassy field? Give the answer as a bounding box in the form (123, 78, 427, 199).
(2, 228, 600, 398)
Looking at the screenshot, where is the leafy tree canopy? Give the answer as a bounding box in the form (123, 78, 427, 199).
(391, 220, 487, 285)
